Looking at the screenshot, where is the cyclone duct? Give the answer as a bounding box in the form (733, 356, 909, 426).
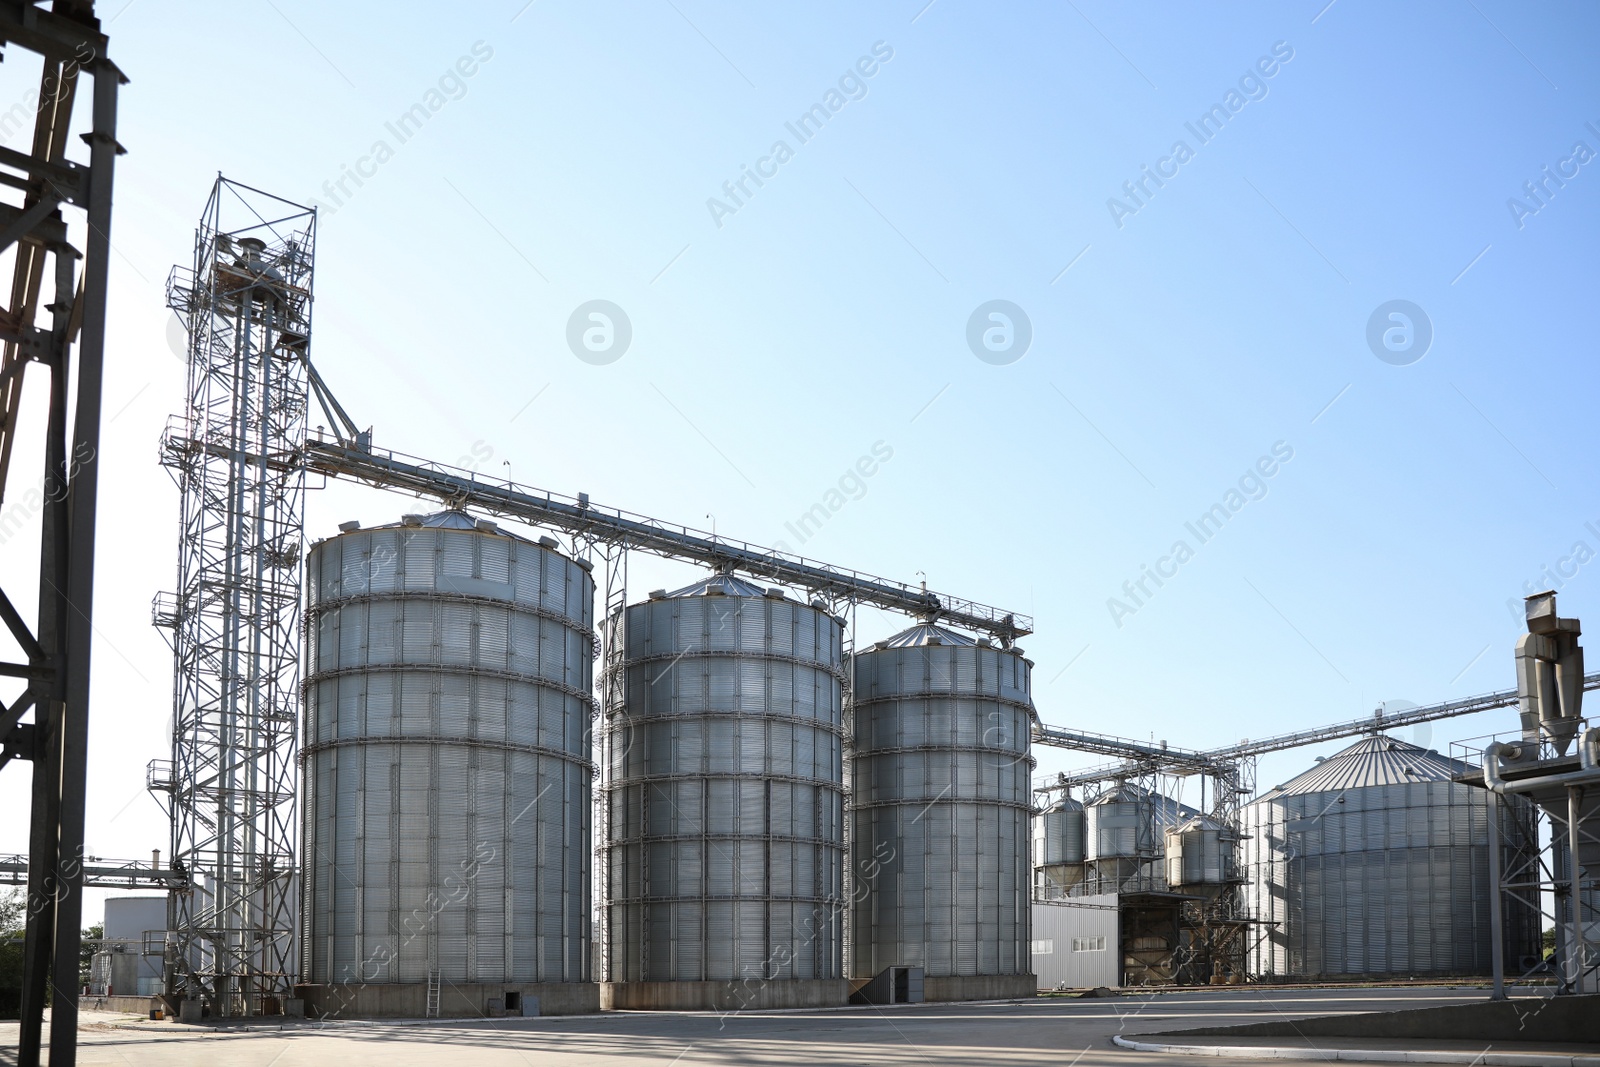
(301, 511, 599, 1016)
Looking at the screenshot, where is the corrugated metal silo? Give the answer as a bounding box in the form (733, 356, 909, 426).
(1033, 798, 1086, 899)
(1164, 814, 1231, 898)
(301, 511, 599, 1016)
(603, 573, 847, 1010)
(1086, 783, 1153, 881)
(1242, 735, 1540, 979)
(850, 622, 1037, 1001)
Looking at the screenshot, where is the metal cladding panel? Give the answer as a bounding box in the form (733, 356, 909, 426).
(302, 524, 595, 986)
(1241, 759, 1542, 979)
(1035, 801, 1086, 866)
(848, 638, 1035, 980)
(1086, 799, 1151, 861)
(604, 590, 845, 984)
(1165, 821, 1228, 889)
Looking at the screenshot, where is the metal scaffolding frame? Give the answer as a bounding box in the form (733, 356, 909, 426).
(0, 4, 122, 1064)
(1461, 724, 1599, 996)
(150, 177, 315, 1016)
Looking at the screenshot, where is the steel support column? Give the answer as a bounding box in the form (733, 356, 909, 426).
(0, 5, 123, 1065)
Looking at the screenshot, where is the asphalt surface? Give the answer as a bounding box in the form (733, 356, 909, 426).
(1, 986, 1580, 1066)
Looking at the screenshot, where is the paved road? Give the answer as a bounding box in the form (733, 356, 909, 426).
(0, 986, 1537, 1065)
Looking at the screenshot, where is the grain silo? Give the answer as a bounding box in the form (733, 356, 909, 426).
(1033, 797, 1086, 899)
(1084, 783, 1154, 893)
(1082, 782, 1196, 894)
(301, 511, 598, 1016)
(1164, 814, 1233, 897)
(850, 622, 1036, 1001)
(602, 573, 847, 1010)
(1243, 735, 1540, 980)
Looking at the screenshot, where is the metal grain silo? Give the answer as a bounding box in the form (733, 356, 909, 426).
(1164, 815, 1231, 898)
(1084, 783, 1154, 892)
(603, 573, 847, 1010)
(1242, 735, 1540, 980)
(302, 511, 598, 1017)
(1033, 798, 1086, 899)
(850, 622, 1036, 1001)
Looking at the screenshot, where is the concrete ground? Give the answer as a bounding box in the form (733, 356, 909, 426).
(2, 986, 1591, 1066)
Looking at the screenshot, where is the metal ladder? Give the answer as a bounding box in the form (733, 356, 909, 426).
(596, 546, 629, 984)
(424, 969, 440, 1018)
(839, 599, 857, 981)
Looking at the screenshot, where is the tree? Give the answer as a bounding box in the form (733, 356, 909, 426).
(1, 888, 24, 1019)
(80, 922, 103, 988)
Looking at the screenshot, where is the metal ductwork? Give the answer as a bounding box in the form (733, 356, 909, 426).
(1515, 591, 1584, 756)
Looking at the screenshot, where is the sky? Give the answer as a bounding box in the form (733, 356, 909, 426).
(0, 1, 1597, 922)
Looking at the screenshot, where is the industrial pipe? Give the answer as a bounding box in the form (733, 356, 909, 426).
(1481, 728, 1600, 795)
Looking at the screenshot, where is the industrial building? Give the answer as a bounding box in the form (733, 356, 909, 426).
(3, 154, 1595, 1062)
(1029, 894, 1119, 989)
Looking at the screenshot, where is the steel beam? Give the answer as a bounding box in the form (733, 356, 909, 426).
(298, 437, 1032, 641)
(1045, 674, 1600, 787)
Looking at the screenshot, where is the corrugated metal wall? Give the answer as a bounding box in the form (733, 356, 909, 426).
(1242, 778, 1540, 978)
(604, 589, 846, 984)
(1031, 895, 1119, 989)
(849, 640, 1035, 980)
(302, 523, 595, 985)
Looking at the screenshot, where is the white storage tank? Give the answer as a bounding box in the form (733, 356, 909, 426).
(602, 573, 847, 1010)
(301, 511, 599, 1016)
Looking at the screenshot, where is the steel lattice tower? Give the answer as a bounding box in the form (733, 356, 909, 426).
(153, 177, 315, 1015)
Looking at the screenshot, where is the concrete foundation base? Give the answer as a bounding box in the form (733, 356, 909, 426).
(297, 981, 600, 1018)
(921, 974, 1037, 1002)
(602, 978, 848, 1011)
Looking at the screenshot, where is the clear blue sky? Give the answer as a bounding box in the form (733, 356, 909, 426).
(1, 1, 1597, 899)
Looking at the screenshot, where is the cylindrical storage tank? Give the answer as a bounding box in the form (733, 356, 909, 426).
(301, 511, 599, 1017)
(1085, 783, 1153, 892)
(603, 573, 847, 1010)
(1033, 799, 1086, 899)
(1164, 815, 1229, 897)
(1242, 736, 1541, 980)
(850, 622, 1036, 1002)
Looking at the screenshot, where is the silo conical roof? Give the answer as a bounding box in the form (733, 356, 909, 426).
(1270, 734, 1468, 796)
(663, 573, 771, 598)
(881, 622, 978, 647)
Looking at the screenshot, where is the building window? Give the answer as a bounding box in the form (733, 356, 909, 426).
(1030, 939, 1053, 955)
(1072, 936, 1106, 952)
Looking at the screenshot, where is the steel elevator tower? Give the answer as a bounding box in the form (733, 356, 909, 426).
(152, 178, 315, 1015)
